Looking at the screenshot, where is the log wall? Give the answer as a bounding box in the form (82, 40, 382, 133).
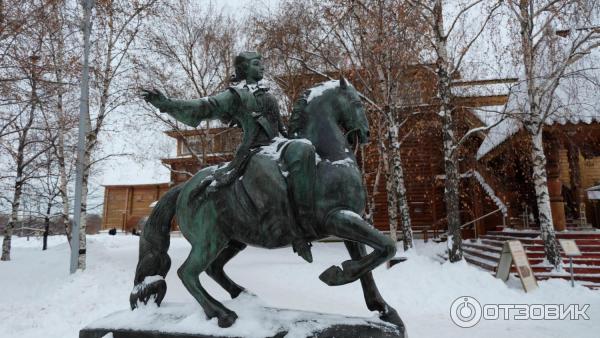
(102, 183, 171, 232)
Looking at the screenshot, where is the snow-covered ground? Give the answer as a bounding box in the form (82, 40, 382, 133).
(1, 234, 599, 338)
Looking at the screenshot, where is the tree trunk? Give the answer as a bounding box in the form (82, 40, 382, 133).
(383, 121, 398, 242)
(50, 1, 72, 245)
(57, 128, 72, 243)
(2, 181, 23, 261)
(359, 144, 377, 226)
(43, 201, 51, 251)
(388, 124, 413, 250)
(432, 0, 462, 262)
(517, 1, 561, 269)
(55, 70, 72, 244)
(367, 142, 384, 227)
(366, 162, 380, 226)
(76, 141, 92, 270)
(385, 164, 399, 243)
(2, 82, 35, 261)
(397, 162, 413, 251)
(443, 114, 462, 262)
(530, 131, 562, 267)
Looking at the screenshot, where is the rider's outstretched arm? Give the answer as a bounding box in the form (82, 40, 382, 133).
(155, 90, 235, 128)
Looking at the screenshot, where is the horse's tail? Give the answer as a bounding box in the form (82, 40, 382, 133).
(129, 184, 182, 310)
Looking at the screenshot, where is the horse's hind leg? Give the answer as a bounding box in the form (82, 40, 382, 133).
(206, 240, 247, 299)
(345, 241, 406, 335)
(177, 239, 238, 328)
(319, 210, 396, 286)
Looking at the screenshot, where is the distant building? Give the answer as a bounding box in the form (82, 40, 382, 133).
(102, 183, 171, 232)
(100, 127, 242, 232)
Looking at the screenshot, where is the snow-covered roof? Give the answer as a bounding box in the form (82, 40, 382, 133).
(475, 107, 600, 160)
(474, 104, 521, 160)
(438, 2, 600, 160)
(475, 50, 600, 160)
(587, 185, 600, 192)
(544, 62, 600, 126)
(451, 82, 512, 98)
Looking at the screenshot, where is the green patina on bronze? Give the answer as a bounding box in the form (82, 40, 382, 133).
(131, 52, 406, 337)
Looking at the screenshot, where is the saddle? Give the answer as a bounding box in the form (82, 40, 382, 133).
(188, 148, 259, 204)
(188, 139, 290, 206)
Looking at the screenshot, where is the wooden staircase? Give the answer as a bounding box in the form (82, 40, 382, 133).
(462, 227, 600, 289)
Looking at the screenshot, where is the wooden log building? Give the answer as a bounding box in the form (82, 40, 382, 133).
(102, 183, 171, 231)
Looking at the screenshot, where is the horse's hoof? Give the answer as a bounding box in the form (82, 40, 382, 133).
(238, 290, 257, 299)
(129, 279, 167, 310)
(380, 308, 407, 337)
(217, 311, 238, 328)
(319, 265, 344, 286)
(229, 287, 246, 299)
(388, 257, 408, 268)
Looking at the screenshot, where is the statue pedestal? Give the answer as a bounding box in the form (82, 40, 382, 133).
(79, 301, 404, 338)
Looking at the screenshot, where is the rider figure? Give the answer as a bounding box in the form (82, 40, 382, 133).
(142, 52, 316, 263)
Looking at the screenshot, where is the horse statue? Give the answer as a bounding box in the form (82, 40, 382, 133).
(129, 79, 405, 336)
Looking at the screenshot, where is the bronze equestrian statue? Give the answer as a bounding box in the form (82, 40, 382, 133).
(130, 51, 405, 337)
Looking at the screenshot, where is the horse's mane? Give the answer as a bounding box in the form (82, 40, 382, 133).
(289, 80, 341, 136)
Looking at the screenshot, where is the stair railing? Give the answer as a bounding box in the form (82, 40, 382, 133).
(460, 207, 504, 239)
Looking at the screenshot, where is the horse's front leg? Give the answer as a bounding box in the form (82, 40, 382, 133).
(319, 210, 396, 286)
(344, 241, 406, 336)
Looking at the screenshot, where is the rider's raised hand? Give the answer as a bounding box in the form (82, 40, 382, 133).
(141, 88, 168, 109)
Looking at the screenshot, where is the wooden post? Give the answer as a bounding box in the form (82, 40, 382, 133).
(121, 212, 126, 232)
(580, 202, 588, 227)
(546, 136, 566, 231)
(102, 187, 109, 230)
(123, 187, 132, 232)
(567, 142, 583, 224)
(473, 182, 482, 238)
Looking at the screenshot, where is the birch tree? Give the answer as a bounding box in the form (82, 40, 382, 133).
(1, 1, 79, 257)
(406, 0, 503, 261)
(1, 39, 53, 261)
(71, 0, 157, 270)
(251, 0, 426, 249)
(27, 147, 62, 251)
(46, 1, 79, 244)
(338, 0, 428, 250)
(502, 0, 600, 268)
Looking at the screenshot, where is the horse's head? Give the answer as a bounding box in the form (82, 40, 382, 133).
(334, 78, 370, 147)
(290, 78, 370, 150)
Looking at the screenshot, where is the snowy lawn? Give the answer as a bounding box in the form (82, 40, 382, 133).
(1, 234, 599, 338)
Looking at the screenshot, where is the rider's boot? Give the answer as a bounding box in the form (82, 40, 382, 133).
(292, 196, 317, 263)
(283, 141, 318, 263)
(293, 240, 313, 263)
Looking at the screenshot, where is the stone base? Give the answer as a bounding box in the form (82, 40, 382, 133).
(79, 301, 405, 338)
(80, 323, 401, 338)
